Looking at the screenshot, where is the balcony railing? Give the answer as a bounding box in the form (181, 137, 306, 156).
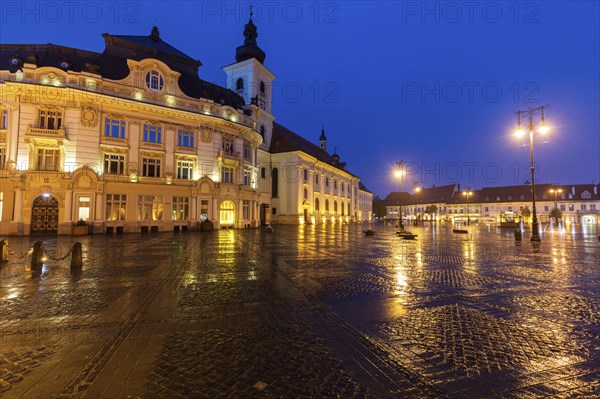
(219, 149, 240, 158)
(27, 126, 66, 138)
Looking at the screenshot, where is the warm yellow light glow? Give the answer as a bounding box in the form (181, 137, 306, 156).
(299, 216, 305, 225)
(311, 216, 316, 224)
(166, 95, 175, 106)
(538, 124, 549, 134)
(134, 91, 143, 101)
(514, 128, 524, 137)
(414, 187, 421, 192)
(394, 170, 403, 178)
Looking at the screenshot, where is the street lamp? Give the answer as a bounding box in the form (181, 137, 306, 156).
(514, 106, 549, 242)
(549, 187, 562, 225)
(462, 191, 472, 225)
(394, 161, 404, 230)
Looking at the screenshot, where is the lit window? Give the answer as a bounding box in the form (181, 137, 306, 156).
(177, 129, 194, 148)
(39, 110, 62, 130)
(106, 194, 127, 221)
(143, 124, 162, 143)
(142, 157, 161, 177)
(172, 196, 190, 221)
(176, 160, 194, 180)
(105, 118, 126, 138)
(146, 70, 164, 92)
(37, 148, 60, 171)
(77, 196, 91, 221)
(103, 153, 125, 175)
(243, 169, 251, 186)
(220, 200, 235, 226)
(137, 195, 163, 221)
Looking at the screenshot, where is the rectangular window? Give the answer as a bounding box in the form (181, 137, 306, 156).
(39, 110, 62, 130)
(142, 157, 161, 177)
(272, 207, 276, 215)
(0, 109, 8, 129)
(104, 118, 126, 138)
(544, 206, 549, 211)
(591, 204, 597, 211)
(243, 200, 250, 219)
(222, 138, 234, 154)
(177, 129, 194, 148)
(243, 169, 251, 186)
(0, 147, 6, 169)
(568, 204, 574, 211)
(303, 169, 308, 181)
(325, 178, 329, 187)
(200, 199, 210, 220)
(243, 142, 251, 159)
(484, 207, 489, 212)
(315, 174, 319, 184)
(261, 167, 266, 179)
(143, 124, 162, 143)
(77, 196, 91, 221)
(103, 153, 125, 175)
(172, 196, 189, 221)
(106, 194, 127, 221)
(137, 195, 163, 221)
(221, 166, 233, 183)
(581, 204, 587, 211)
(37, 148, 60, 171)
(176, 160, 194, 180)
(560, 205, 566, 211)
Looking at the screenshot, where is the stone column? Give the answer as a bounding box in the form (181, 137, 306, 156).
(64, 189, 72, 222)
(95, 193, 103, 221)
(13, 185, 23, 222)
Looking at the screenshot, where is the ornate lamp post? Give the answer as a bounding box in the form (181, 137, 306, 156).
(462, 191, 473, 225)
(549, 187, 562, 225)
(394, 161, 404, 230)
(514, 106, 549, 242)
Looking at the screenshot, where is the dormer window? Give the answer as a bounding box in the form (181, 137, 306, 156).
(146, 70, 164, 92)
(581, 191, 591, 199)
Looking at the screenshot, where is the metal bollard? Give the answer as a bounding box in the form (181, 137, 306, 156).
(70, 242, 83, 272)
(31, 241, 44, 270)
(0, 240, 7, 262)
(514, 228, 522, 241)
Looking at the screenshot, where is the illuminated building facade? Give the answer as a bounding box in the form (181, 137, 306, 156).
(0, 18, 371, 235)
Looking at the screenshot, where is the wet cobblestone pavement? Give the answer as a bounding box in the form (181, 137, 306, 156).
(0, 223, 599, 398)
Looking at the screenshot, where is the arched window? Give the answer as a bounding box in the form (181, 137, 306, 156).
(236, 77, 244, 91)
(260, 125, 265, 138)
(220, 200, 235, 226)
(271, 168, 278, 198)
(315, 198, 320, 212)
(520, 195, 525, 200)
(260, 81, 265, 94)
(334, 201, 338, 213)
(341, 202, 345, 216)
(325, 199, 329, 211)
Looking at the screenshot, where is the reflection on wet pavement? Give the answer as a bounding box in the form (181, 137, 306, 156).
(0, 223, 598, 398)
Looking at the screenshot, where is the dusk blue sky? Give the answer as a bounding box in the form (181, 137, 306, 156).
(2, 1, 598, 197)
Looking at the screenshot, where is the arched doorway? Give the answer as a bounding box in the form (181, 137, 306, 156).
(220, 200, 235, 227)
(31, 195, 59, 234)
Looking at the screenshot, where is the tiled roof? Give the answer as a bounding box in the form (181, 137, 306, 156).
(270, 123, 357, 177)
(359, 182, 371, 193)
(1, 30, 245, 109)
(384, 184, 456, 206)
(448, 183, 600, 204)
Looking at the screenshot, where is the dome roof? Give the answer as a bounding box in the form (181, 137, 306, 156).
(235, 12, 266, 64)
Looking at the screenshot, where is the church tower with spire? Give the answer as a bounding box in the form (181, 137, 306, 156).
(319, 125, 327, 152)
(223, 7, 276, 150)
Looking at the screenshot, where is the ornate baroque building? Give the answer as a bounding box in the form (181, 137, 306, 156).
(0, 18, 371, 235)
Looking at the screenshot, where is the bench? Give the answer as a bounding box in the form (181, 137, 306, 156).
(452, 229, 468, 234)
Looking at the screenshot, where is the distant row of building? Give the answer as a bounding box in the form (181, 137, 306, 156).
(384, 183, 600, 225)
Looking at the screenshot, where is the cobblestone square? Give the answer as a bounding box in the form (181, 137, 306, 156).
(0, 223, 599, 398)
